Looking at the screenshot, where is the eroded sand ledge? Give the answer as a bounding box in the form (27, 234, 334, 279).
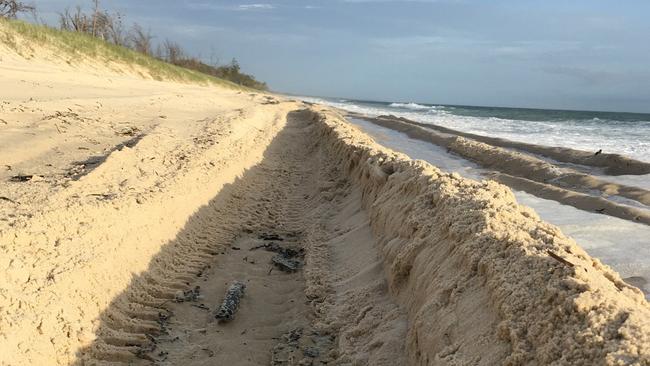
(312, 108, 650, 365)
(350, 113, 650, 225)
(359, 113, 650, 176)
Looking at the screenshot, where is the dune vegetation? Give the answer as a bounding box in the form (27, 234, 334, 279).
(1, 13, 266, 90)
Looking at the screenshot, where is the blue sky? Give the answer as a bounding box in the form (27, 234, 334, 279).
(33, 0, 650, 112)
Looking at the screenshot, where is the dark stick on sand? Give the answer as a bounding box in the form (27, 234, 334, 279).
(547, 250, 575, 268)
(214, 281, 246, 322)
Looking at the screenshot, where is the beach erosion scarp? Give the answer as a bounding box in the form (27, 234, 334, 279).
(345, 113, 650, 226)
(311, 108, 650, 365)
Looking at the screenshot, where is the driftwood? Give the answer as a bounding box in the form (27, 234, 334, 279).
(547, 250, 575, 267)
(215, 281, 246, 322)
(9, 175, 35, 182)
(0, 196, 17, 204)
(250, 242, 304, 258)
(259, 233, 284, 241)
(251, 238, 305, 273)
(191, 303, 210, 311)
(272, 254, 302, 273)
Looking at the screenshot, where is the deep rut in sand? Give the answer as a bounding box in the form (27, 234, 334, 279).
(149, 113, 318, 365)
(80, 111, 407, 365)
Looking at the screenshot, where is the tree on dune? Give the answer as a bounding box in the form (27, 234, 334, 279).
(129, 23, 154, 56)
(160, 39, 185, 64)
(58, 4, 128, 47)
(0, 0, 34, 18)
(5, 0, 268, 90)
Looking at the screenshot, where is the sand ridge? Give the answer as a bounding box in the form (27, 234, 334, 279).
(351, 113, 650, 225)
(358, 113, 650, 176)
(312, 107, 650, 365)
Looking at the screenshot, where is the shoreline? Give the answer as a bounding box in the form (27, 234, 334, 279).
(346, 115, 650, 299)
(345, 112, 650, 226)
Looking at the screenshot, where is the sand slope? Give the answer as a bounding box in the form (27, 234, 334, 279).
(312, 108, 650, 365)
(0, 45, 297, 364)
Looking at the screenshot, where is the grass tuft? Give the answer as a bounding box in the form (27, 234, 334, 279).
(0, 18, 250, 90)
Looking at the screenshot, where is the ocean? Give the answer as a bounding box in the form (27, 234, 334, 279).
(299, 97, 650, 163)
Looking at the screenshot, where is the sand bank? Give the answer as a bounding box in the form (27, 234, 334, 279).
(311, 108, 650, 365)
(351, 113, 650, 176)
(346, 116, 650, 299)
(351, 114, 650, 225)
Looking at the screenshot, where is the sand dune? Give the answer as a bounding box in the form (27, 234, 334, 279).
(1, 29, 649, 366)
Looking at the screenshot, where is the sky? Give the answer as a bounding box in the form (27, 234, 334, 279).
(31, 0, 650, 113)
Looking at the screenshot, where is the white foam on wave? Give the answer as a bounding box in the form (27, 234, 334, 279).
(298, 96, 650, 163)
(299, 96, 391, 117)
(389, 102, 436, 110)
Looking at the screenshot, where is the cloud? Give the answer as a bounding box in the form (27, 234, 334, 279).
(238, 4, 275, 10)
(170, 24, 226, 37)
(487, 41, 584, 60)
(187, 2, 275, 11)
(341, 0, 459, 2)
(541, 66, 623, 85)
(371, 35, 448, 48)
(369, 34, 490, 54)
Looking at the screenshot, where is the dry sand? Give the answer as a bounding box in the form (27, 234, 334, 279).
(1, 32, 649, 366)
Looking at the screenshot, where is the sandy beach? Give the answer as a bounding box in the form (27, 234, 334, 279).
(1, 19, 649, 366)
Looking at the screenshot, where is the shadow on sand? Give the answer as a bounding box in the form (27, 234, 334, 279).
(72, 111, 311, 365)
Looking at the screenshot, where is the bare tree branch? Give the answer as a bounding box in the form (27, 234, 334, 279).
(91, 0, 99, 37)
(129, 23, 154, 56)
(0, 0, 35, 18)
(162, 39, 184, 63)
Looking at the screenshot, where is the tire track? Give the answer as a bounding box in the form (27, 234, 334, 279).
(143, 111, 321, 365)
(78, 110, 409, 365)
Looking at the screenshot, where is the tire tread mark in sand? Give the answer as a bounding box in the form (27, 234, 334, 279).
(144, 116, 317, 365)
(81, 114, 317, 365)
(77, 127, 274, 364)
(80, 112, 408, 365)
